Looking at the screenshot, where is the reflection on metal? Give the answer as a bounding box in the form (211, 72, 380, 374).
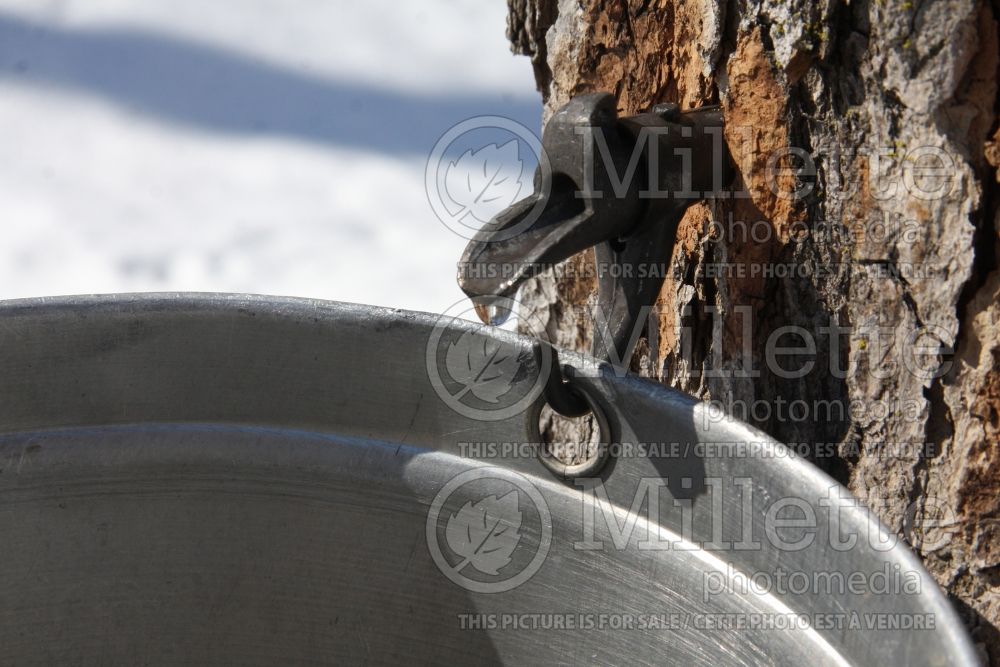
(459, 93, 733, 365)
(0, 294, 976, 666)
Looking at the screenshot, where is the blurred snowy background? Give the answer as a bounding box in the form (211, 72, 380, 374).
(0, 0, 541, 314)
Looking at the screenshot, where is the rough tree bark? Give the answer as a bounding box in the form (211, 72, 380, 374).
(507, 0, 1000, 661)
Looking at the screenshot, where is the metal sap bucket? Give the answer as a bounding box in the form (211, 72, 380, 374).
(0, 294, 975, 666)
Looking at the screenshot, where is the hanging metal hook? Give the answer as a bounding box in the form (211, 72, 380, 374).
(535, 339, 612, 479)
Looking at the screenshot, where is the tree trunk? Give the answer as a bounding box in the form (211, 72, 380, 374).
(508, 0, 1000, 660)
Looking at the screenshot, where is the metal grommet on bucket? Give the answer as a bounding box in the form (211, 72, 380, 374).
(537, 342, 612, 479)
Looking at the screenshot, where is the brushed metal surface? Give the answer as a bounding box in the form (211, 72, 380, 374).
(0, 294, 976, 666)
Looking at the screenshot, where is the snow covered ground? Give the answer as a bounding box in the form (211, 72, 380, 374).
(0, 0, 541, 314)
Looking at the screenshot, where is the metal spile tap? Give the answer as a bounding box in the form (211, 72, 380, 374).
(458, 92, 733, 367)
